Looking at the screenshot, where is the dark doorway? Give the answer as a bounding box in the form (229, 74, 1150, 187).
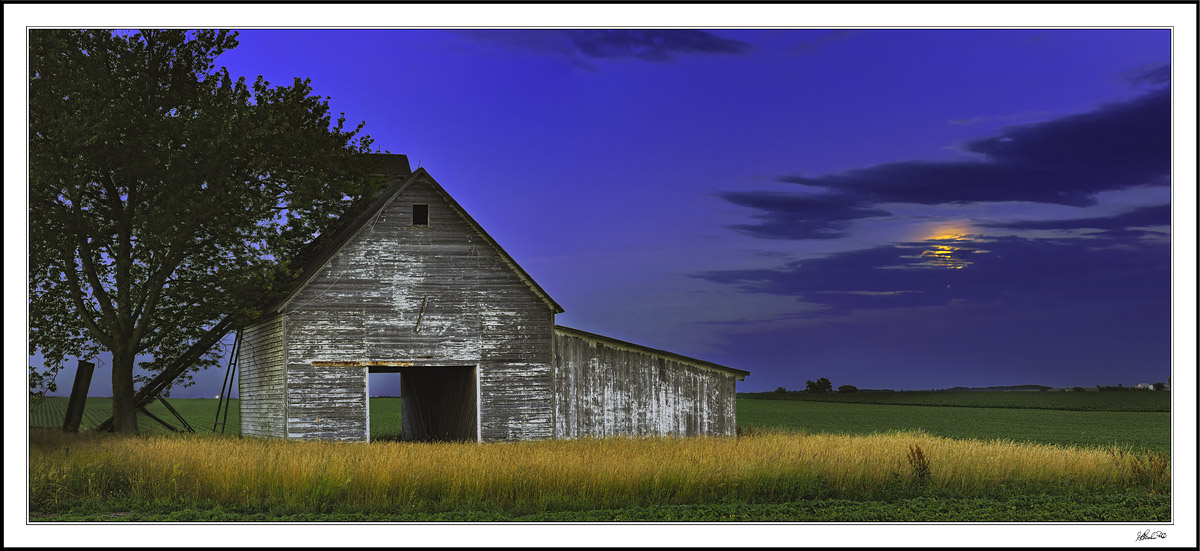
(375, 366, 476, 442)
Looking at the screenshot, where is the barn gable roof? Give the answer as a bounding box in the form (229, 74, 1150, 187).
(264, 160, 564, 316)
(417, 169, 565, 314)
(555, 325, 749, 380)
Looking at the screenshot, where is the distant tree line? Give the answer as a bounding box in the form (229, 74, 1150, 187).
(1096, 383, 1168, 391)
(772, 378, 860, 394)
(806, 378, 833, 393)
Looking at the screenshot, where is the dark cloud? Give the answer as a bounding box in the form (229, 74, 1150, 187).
(695, 232, 1169, 318)
(983, 204, 1170, 231)
(456, 30, 750, 66)
(779, 87, 1170, 207)
(570, 30, 750, 61)
(716, 191, 891, 240)
(947, 110, 1055, 126)
(1121, 62, 1171, 88)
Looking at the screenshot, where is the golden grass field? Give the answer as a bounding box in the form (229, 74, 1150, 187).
(29, 427, 1169, 516)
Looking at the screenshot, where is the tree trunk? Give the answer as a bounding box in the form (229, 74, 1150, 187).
(111, 349, 139, 434)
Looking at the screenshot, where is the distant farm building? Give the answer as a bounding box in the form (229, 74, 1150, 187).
(238, 155, 747, 442)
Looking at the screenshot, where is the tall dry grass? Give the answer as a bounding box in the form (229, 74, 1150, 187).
(29, 429, 1169, 514)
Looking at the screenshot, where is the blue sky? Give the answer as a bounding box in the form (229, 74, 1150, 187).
(28, 28, 1179, 395)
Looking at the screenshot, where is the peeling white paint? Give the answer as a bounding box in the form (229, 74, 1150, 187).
(554, 330, 737, 438)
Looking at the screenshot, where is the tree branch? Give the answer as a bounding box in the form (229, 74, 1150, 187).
(131, 189, 250, 343)
(59, 244, 115, 350)
(100, 172, 125, 214)
(134, 325, 175, 354)
(115, 177, 134, 337)
(70, 198, 120, 332)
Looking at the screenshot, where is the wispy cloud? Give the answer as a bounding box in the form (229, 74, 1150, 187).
(455, 29, 751, 69)
(716, 191, 890, 240)
(1120, 62, 1171, 88)
(788, 30, 856, 54)
(571, 30, 750, 61)
(981, 204, 1170, 231)
(947, 111, 1056, 126)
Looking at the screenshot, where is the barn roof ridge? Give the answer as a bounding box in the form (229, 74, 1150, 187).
(266, 160, 563, 316)
(554, 325, 749, 380)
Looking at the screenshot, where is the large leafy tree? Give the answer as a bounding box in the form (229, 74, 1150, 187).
(30, 29, 388, 433)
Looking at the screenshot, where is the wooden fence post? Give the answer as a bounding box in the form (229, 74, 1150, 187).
(62, 360, 95, 432)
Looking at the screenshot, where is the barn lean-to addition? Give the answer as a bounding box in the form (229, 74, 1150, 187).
(238, 154, 748, 442)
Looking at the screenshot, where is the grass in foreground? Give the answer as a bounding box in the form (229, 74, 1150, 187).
(29, 428, 1169, 521)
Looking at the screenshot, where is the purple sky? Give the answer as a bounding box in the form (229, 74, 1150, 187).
(32, 29, 1175, 395)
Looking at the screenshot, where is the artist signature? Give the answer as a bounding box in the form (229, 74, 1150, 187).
(1135, 529, 1167, 541)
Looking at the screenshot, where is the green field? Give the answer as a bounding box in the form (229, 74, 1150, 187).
(30, 396, 407, 440)
(30, 397, 243, 435)
(368, 397, 403, 439)
(741, 390, 1171, 412)
(736, 397, 1171, 454)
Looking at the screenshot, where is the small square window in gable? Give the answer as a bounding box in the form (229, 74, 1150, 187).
(412, 204, 429, 226)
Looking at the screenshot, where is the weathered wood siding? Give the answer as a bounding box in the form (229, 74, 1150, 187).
(553, 329, 738, 438)
(281, 176, 555, 441)
(284, 364, 368, 441)
(238, 316, 287, 438)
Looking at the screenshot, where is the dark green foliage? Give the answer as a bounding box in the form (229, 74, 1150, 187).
(28, 493, 1170, 522)
(837, 385, 858, 393)
(805, 377, 832, 393)
(773, 386, 787, 393)
(29, 29, 389, 432)
(1097, 384, 1150, 391)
